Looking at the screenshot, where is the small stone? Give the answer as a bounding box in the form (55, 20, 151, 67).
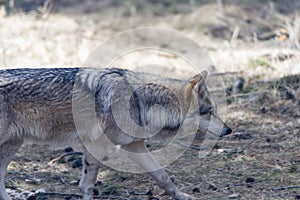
(245, 177, 255, 183)
(27, 196, 36, 200)
(260, 107, 268, 113)
(65, 195, 73, 200)
(127, 189, 134, 194)
(121, 190, 130, 196)
(70, 180, 79, 185)
(266, 137, 274, 142)
(18, 191, 34, 199)
(233, 132, 252, 140)
(25, 177, 41, 184)
(35, 188, 46, 193)
(148, 196, 160, 200)
(192, 187, 200, 193)
(64, 147, 73, 152)
(285, 91, 295, 100)
(233, 77, 245, 94)
(295, 194, 300, 199)
(71, 158, 82, 168)
(225, 184, 230, 190)
(120, 176, 127, 182)
(228, 193, 240, 199)
(208, 184, 217, 191)
(280, 105, 289, 113)
(95, 180, 103, 186)
(93, 188, 99, 196)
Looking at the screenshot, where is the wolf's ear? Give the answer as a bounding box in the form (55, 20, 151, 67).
(189, 70, 208, 91)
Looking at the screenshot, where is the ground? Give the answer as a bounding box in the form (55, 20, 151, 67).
(1, 0, 299, 199)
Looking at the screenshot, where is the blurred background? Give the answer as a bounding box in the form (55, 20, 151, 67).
(1, 0, 300, 74)
(1, 1, 300, 200)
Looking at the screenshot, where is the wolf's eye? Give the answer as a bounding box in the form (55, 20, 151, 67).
(199, 106, 213, 115)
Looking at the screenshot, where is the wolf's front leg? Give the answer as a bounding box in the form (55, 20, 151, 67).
(0, 139, 23, 200)
(79, 151, 101, 200)
(122, 141, 196, 200)
(149, 169, 196, 200)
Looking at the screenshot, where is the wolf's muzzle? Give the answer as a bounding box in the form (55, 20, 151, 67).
(220, 124, 232, 137)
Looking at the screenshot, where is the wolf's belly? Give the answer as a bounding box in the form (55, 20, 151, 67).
(10, 102, 80, 146)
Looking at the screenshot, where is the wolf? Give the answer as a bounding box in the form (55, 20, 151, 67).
(0, 68, 232, 200)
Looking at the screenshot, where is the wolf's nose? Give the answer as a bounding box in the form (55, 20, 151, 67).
(220, 125, 232, 137)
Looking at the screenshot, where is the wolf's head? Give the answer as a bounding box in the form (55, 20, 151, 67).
(185, 71, 232, 138)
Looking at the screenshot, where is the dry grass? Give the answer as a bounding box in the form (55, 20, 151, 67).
(1, 1, 300, 199)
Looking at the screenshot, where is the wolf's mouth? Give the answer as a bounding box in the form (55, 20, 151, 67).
(197, 124, 232, 138)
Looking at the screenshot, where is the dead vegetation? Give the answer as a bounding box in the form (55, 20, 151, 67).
(1, 0, 300, 199)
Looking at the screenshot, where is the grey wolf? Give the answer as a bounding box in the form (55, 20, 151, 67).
(0, 68, 232, 200)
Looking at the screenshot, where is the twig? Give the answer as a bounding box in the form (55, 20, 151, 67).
(32, 192, 81, 199)
(174, 141, 209, 151)
(32, 190, 152, 199)
(32, 192, 122, 199)
(231, 26, 240, 43)
(272, 185, 300, 191)
(209, 71, 243, 77)
(42, 0, 53, 19)
(225, 138, 261, 156)
(226, 91, 261, 99)
(48, 151, 83, 164)
(239, 138, 260, 153)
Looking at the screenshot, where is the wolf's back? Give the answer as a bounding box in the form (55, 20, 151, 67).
(0, 68, 80, 103)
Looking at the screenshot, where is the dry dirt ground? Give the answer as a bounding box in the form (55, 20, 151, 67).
(1, 1, 300, 200)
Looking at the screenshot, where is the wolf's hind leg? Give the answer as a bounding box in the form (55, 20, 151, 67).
(122, 141, 196, 200)
(79, 151, 101, 200)
(0, 139, 23, 200)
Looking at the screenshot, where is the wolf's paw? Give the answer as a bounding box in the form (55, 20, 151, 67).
(174, 192, 197, 200)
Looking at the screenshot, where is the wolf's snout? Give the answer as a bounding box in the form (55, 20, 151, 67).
(220, 124, 232, 137)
